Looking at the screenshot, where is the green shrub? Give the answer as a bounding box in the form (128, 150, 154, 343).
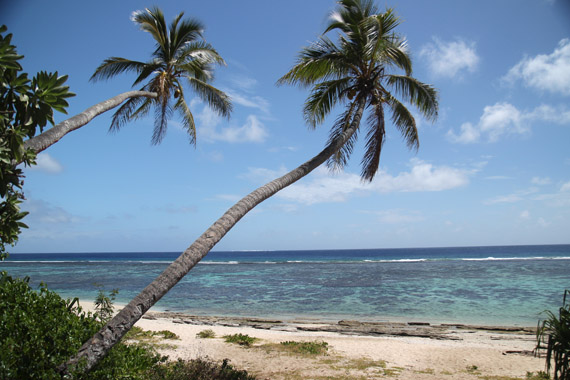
(146, 358, 257, 380)
(280, 340, 329, 355)
(223, 333, 258, 347)
(0, 271, 166, 379)
(536, 289, 570, 380)
(197, 329, 216, 339)
(93, 284, 119, 322)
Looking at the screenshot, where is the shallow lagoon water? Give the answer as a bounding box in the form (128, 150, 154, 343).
(3, 245, 569, 326)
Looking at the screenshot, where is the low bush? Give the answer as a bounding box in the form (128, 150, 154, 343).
(223, 333, 258, 347)
(280, 340, 329, 355)
(146, 358, 257, 380)
(536, 289, 569, 380)
(0, 271, 166, 379)
(197, 329, 216, 339)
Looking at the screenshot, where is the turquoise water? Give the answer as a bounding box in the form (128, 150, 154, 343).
(3, 245, 570, 326)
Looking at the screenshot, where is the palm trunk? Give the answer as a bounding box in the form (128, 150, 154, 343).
(22, 91, 157, 156)
(60, 98, 367, 375)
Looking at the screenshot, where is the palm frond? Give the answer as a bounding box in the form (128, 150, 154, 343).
(132, 60, 162, 86)
(361, 101, 385, 181)
(387, 75, 438, 121)
(152, 92, 172, 145)
(170, 17, 204, 57)
(108, 95, 148, 133)
(132, 7, 169, 53)
(303, 77, 352, 128)
(176, 41, 226, 67)
(172, 83, 196, 145)
(386, 94, 419, 151)
(187, 77, 232, 118)
(277, 37, 349, 87)
(90, 58, 148, 82)
(326, 100, 360, 171)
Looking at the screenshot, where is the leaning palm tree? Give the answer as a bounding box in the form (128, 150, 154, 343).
(23, 6, 231, 153)
(90, 6, 232, 144)
(61, 0, 437, 375)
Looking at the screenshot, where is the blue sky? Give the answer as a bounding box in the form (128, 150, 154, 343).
(3, 0, 570, 253)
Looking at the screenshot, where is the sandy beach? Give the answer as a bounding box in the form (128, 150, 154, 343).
(82, 302, 547, 380)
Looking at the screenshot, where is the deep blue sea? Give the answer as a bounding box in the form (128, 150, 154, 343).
(2, 245, 570, 326)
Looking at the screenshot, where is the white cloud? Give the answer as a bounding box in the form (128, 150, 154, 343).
(273, 159, 472, 205)
(22, 199, 79, 224)
(503, 38, 570, 95)
(198, 113, 268, 143)
(372, 209, 425, 224)
(28, 153, 63, 173)
(420, 38, 480, 78)
(538, 217, 551, 228)
(484, 188, 538, 205)
(448, 102, 570, 143)
(531, 176, 551, 185)
(520, 210, 530, 220)
(223, 89, 270, 114)
(561, 181, 570, 192)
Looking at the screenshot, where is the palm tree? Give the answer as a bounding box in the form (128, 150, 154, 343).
(90, 7, 231, 145)
(23, 7, 232, 153)
(61, 0, 438, 375)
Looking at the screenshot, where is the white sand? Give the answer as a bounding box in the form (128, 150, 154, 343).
(80, 301, 546, 379)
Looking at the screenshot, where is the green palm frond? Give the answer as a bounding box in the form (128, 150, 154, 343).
(387, 75, 438, 121)
(303, 77, 352, 128)
(132, 7, 169, 52)
(169, 17, 204, 58)
(176, 41, 225, 67)
(386, 94, 419, 151)
(90, 58, 148, 82)
(187, 76, 232, 118)
(361, 101, 385, 181)
(326, 99, 361, 171)
(109, 95, 149, 133)
(172, 82, 196, 145)
(277, 37, 349, 87)
(132, 61, 161, 86)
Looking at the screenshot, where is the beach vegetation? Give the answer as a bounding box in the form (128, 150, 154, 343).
(536, 289, 570, 380)
(93, 284, 119, 322)
(279, 340, 329, 355)
(126, 326, 180, 341)
(223, 333, 259, 347)
(71, 0, 438, 374)
(197, 329, 217, 338)
(0, 271, 166, 379)
(145, 358, 257, 380)
(0, 25, 74, 261)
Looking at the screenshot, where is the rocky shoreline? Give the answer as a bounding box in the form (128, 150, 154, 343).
(143, 311, 536, 342)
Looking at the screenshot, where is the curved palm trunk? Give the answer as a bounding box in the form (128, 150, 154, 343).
(60, 98, 367, 375)
(22, 91, 157, 156)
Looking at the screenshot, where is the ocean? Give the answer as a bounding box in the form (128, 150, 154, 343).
(2, 245, 570, 326)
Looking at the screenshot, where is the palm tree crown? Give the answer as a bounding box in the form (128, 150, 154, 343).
(91, 7, 232, 144)
(279, 0, 438, 181)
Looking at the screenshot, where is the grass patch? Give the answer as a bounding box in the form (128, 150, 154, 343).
(415, 368, 435, 374)
(126, 326, 179, 342)
(196, 329, 216, 339)
(279, 340, 329, 355)
(466, 365, 481, 375)
(223, 333, 258, 347)
(382, 367, 404, 377)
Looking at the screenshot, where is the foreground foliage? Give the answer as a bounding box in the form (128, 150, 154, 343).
(536, 290, 570, 380)
(0, 25, 74, 260)
(0, 271, 166, 379)
(146, 358, 256, 380)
